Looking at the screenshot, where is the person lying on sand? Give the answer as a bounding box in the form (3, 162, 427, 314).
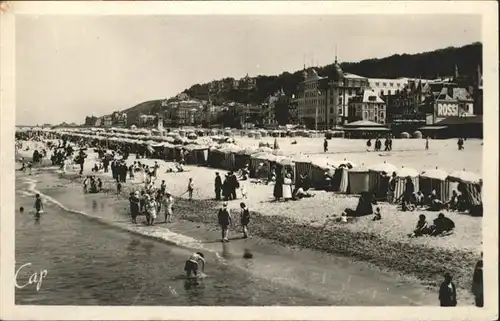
(292, 187, 314, 200)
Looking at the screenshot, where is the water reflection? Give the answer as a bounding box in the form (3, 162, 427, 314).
(221, 242, 232, 259)
(34, 212, 41, 225)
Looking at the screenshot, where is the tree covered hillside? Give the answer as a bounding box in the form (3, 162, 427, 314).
(125, 42, 482, 118)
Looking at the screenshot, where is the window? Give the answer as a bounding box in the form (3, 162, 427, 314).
(375, 82, 380, 86)
(390, 83, 394, 87)
(388, 90, 392, 95)
(339, 97, 343, 104)
(380, 111, 385, 119)
(363, 111, 368, 119)
(380, 90, 384, 96)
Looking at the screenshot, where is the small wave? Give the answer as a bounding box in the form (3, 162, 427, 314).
(20, 176, 222, 258)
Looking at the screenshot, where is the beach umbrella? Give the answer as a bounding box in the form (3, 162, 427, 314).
(448, 169, 481, 184)
(420, 167, 448, 180)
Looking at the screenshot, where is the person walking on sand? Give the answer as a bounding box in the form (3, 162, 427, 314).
(187, 178, 194, 201)
(439, 273, 457, 307)
(147, 196, 158, 226)
(214, 172, 222, 200)
(323, 138, 328, 153)
(425, 137, 429, 150)
(240, 202, 250, 238)
(163, 192, 175, 223)
(218, 202, 232, 242)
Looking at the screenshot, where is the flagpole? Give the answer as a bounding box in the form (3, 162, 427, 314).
(315, 89, 319, 131)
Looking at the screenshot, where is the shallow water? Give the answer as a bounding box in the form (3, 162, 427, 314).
(15, 170, 439, 306)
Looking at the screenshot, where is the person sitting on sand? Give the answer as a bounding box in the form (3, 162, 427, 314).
(415, 191, 425, 207)
(446, 190, 460, 211)
(429, 213, 455, 236)
(372, 207, 382, 221)
(175, 162, 184, 172)
(184, 252, 205, 278)
(409, 214, 430, 237)
(338, 211, 348, 223)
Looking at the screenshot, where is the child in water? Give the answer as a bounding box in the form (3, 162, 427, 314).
(184, 252, 205, 278)
(34, 194, 43, 214)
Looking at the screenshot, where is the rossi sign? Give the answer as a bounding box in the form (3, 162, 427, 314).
(436, 104, 459, 117)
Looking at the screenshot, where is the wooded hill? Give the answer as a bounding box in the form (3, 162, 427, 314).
(125, 42, 482, 120)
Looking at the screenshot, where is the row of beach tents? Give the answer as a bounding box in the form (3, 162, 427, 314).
(47, 128, 483, 207)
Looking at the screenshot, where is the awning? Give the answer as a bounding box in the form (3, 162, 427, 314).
(344, 127, 390, 131)
(419, 126, 447, 130)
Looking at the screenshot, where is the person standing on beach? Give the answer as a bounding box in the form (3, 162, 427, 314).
(240, 202, 250, 238)
(163, 192, 175, 223)
(323, 138, 328, 153)
(147, 196, 157, 226)
(214, 172, 222, 200)
(439, 273, 457, 306)
(34, 194, 44, 215)
(129, 191, 140, 224)
(187, 178, 194, 201)
(425, 137, 429, 150)
(218, 202, 232, 242)
(472, 252, 483, 307)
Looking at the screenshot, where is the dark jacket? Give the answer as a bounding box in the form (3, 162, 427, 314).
(218, 208, 231, 226)
(439, 281, 457, 306)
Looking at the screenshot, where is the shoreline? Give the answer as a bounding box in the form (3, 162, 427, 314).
(32, 166, 477, 302)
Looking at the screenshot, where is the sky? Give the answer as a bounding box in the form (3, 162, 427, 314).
(15, 14, 481, 125)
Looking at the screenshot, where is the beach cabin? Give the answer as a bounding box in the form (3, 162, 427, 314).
(393, 166, 420, 202)
(446, 170, 482, 215)
(348, 165, 370, 194)
(368, 162, 397, 196)
(419, 167, 448, 202)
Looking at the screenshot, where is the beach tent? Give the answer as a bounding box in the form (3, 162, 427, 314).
(447, 170, 482, 212)
(310, 158, 333, 189)
(234, 147, 257, 170)
(347, 165, 370, 194)
(368, 161, 397, 193)
(393, 166, 420, 202)
(249, 151, 273, 179)
(292, 154, 312, 185)
(420, 167, 448, 202)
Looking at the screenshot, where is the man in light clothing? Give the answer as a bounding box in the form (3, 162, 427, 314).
(163, 192, 175, 223)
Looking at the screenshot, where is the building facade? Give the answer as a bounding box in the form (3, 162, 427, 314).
(348, 89, 387, 124)
(296, 68, 329, 129)
(111, 111, 127, 127)
(102, 115, 113, 127)
(138, 114, 156, 127)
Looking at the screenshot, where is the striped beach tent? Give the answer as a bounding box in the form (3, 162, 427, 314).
(420, 167, 448, 202)
(447, 170, 482, 206)
(368, 162, 397, 193)
(292, 154, 312, 185)
(393, 166, 420, 202)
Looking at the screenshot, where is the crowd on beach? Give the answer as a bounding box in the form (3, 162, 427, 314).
(15, 129, 484, 306)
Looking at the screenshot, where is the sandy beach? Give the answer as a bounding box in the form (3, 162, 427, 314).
(16, 135, 483, 300)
